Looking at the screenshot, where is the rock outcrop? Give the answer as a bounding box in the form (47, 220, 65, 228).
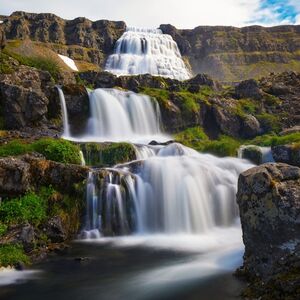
(0, 154, 88, 198)
(272, 144, 300, 167)
(237, 163, 300, 298)
(160, 24, 300, 81)
(0, 25, 6, 50)
(2, 11, 126, 68)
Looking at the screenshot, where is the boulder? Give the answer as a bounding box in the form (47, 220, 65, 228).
(272, 144, 300, 167)
(45, 216, 67, 243)
(239, 145, 263, 165)
(235, 79, 263, 100)
(0, 154, 89, 198)
(237, 163, 300, 297)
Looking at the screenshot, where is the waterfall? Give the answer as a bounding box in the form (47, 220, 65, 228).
(56, 86, 71, 137)
(82, 143, 252, 237)
(105, 27, 191, 81)
(85, 88, 164, 142)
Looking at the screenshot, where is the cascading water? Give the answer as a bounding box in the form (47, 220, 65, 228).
(82, 143, 252, 237)
(105, 27, 191, 80)
(56, 86, 71, 137)
(68, 88, 167, 143)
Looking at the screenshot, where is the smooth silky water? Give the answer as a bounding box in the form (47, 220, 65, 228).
(1, 30, 253, 300)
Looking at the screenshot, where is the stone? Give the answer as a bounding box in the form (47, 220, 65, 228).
(272, 144, 300, 167)
(237, 163, 300, 297)
(235, 79, 263, 100)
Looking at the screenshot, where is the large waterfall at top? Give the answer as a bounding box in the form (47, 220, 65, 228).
(105, 27, 191, 81)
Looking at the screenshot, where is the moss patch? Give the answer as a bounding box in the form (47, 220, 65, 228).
(0, 138, 81, 164)
(80, 142, 136, 167)
(0, 244, 30, 267)
(175, 127, 241, 157)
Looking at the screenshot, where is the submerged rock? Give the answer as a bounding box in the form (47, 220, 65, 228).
(237, 163, 300, 298)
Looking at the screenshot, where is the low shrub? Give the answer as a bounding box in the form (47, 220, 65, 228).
(0, 244, 30, 267)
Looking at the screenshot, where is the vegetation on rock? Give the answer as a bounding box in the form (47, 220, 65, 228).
(0, 138, 82, 164)
(0, 244, 29, 267)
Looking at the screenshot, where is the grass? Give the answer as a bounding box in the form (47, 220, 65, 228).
(0, 138, 82, 164)
(0, 244, 30, 267)
(249, 132, 300, 147)
(3, 48, 60, 80)
(175, 127, 241, 157)
(0, 191, 48, 226)
(0, 52, 15, 74)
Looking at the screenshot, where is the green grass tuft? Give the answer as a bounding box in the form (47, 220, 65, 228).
(0, 244, 30, 267)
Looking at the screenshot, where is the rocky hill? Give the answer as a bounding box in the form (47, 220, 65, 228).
(1, 12, 300, 81)
(160, 24, 300, 81)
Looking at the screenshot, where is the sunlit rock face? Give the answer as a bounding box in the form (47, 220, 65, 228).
(105, 27, 191, 81)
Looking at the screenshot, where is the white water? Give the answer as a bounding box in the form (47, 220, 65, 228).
(105, 27, 191, 81)
(56, 86, 71, 137)
(82, 143, 252, 237)
(68, 88, 170, 143)
(238, 145, 274, 164)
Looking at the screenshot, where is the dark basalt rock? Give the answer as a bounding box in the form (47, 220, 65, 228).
(0, 154, 89, 198)
(272, 144, 300, 167)
(237, 163, 300, 298)
(2, 11, 126, 68)
(45, 216, 67, 243)
(235, 79, 263, 100)
(62, 84, 90, 135)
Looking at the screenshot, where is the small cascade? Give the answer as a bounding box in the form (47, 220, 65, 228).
(86, 88, 163, 141)
(56, 86, 71, 137)
(238, 145, 274, 164)
(105, 27, 191, 81)
(260, 147, 274, 163)
(81, 172, 102, 239)
(81, 143, 252, 237)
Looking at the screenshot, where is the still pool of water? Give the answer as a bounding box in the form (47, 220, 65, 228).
(0, 234, 245, 300)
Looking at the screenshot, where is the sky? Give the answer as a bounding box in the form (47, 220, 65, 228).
(0, 0, 299, 29)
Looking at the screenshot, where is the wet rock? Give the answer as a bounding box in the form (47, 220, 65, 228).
(237, 163, 300, 297)
(45, 216, 67, 243)
(0, 154, 88, 198)
(272, 144, 300, 167)
(62, 84, 90, 135)
(239, 145, 263, 165)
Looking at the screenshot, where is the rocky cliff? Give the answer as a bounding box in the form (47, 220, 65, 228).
(160, 24, 300, 81)
(1, 11, 126, 70)
(2, 12, 300, 81)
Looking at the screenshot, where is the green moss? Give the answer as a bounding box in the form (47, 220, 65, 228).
(175, 127, 241, 157)
(0, 52, 15, 74)
(75, 74, 94, 89)
(202, 136, 241, 157)
(0, 138, 81, 164)
(0, 223, 8, 237)
(256, 113, 282, 133)
(0, 244, 30, 267)
(0, 192, 47, 226)
(80, 142, 136, 167)
(249, 132, 300, 147)
(32, 138, 81, 164)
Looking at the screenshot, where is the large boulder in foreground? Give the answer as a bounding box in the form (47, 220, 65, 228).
(237, 163, 300, 298)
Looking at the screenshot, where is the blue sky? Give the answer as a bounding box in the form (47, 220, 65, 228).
(0, 0, 299, 28)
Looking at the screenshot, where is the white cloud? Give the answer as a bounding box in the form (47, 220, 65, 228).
(0, 0, 297, 28)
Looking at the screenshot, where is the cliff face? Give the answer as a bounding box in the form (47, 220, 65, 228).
(2, 11, 126, 68)
(160, 24, 300, 81)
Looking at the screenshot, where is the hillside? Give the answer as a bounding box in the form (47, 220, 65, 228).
(1, 11, 300, 81)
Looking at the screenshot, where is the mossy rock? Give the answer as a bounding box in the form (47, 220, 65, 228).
(80, 142, 136, 167)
